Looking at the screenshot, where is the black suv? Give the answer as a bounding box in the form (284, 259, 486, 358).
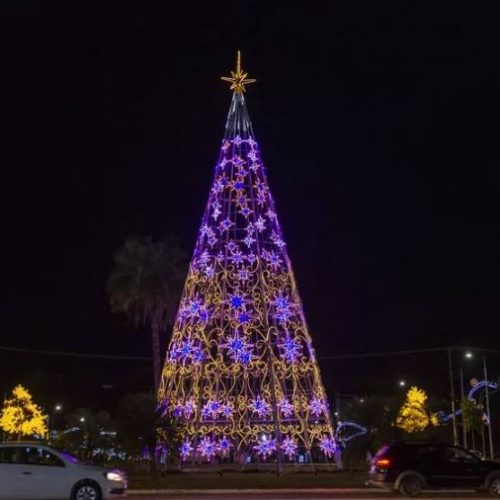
(369, 442, 500, 497)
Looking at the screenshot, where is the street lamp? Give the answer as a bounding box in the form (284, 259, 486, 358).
(482, 354, 494, 460)
(79, 417, 85, 423)
(48, 404, 63, 442)
(460, 353, 474, 449)
(463, 351, 494, 459)
(399, 380, 406, 387)
(447, 348, 459, 445)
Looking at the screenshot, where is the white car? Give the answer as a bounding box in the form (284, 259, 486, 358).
(0, 442, 127, 499)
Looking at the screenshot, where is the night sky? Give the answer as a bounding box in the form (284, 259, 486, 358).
(1, 3, 499, 410)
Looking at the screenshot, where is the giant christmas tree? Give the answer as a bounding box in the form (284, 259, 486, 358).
(158, 52, 335, 464)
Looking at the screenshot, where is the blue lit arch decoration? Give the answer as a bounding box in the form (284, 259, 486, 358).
(158, 61, 335, 464)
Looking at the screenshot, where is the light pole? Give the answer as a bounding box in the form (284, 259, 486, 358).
(465, 352, 494, 459)
(447, 348, 459, 445)
(482, 355, 494, 459)
(48, 404, 63, 442)
(460, 352, 474, 450)
(460, 366, 466, 448)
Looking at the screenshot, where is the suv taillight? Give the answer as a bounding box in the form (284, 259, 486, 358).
(375, 457, 391, 468)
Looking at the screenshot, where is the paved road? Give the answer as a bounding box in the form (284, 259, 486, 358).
(129, 493, 490, 499)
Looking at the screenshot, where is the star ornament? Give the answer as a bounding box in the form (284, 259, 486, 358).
(221, 50, 256, 93)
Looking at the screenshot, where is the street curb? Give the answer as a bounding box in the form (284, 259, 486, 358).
(128, 488, 389, 495)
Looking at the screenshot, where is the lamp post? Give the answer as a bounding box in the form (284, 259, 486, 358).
(482, 355, 494, 459)
(464, 351, 494, 459)
(460, 366, 467, 449)
(460, 351, 475, 450)
(48, 404, 63, 442)
(447, 348, 459, 445)
(399, 380, 406, 388)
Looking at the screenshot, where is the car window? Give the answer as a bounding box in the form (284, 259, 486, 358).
(442, 447, 479, 464)
(374, 445, 390, 458)
(24, 447, 64, 467)
(60, 451, 80, 464)
(0, 447, 24, 464)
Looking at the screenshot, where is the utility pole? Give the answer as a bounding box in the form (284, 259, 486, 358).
(447, 348, 459, 445)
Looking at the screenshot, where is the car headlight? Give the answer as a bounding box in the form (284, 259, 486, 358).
(105, 471, 124, 482)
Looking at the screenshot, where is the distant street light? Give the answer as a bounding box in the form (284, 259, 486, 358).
(79, 417, 85, 423)
(399, 380, 406, 387)
(465, 352, 473, 359)
(54, 404, 62, 412)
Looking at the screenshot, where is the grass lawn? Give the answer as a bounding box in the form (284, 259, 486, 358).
(128, 471, 367, 490)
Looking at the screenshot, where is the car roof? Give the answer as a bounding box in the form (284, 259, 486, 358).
(0, 441, 50, 446)
(388, 441, 460, 448)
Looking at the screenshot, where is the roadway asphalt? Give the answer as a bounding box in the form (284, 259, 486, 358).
(128, 493, 491, 499)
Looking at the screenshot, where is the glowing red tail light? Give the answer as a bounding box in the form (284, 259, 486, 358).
(375, 457, 391, 467)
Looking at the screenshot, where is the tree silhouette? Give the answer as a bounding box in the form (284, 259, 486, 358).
(107, 235, 186, 390)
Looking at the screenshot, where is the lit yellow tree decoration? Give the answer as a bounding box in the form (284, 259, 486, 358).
(396, 386, 438, 433)
(0, 384, 48, 440)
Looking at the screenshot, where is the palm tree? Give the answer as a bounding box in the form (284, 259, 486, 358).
(107, 235, 186, 391)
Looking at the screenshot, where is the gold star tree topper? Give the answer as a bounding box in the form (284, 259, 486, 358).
(221, 51, 256, 93)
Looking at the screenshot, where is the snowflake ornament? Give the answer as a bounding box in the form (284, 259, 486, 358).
(309, 397, 327, 417)
(183, 398, 196, 418)
(229, 292, 245, 309)
(237, 268, 250, 281)
(278, 398, 295, 418)
(172, 402, 184, 418)
(281, 436, 298, 459)
(203, 265, 215, 278)
(220, 403, 234, 419)
(254, 438, 277, 459)
(217, 436, 233, 456)
(232, 135, 243, 146)
(224, 331, 254, 365)
(250, 396, 272, 418)
(318, 435, 337, 457)
(220, 218, 233, 232)
(180, 440, 193, 461)
(202, 400, 221, 419)
(279, 337, 302, 363)
(197, 437, 217, 460)
(243, 234, 256, 247)
(255, 216, 266, 232)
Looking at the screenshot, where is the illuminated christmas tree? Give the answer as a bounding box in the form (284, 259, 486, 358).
(0, 384, 48, 440)
(158, 52, 335, 464)
(396, 386, 438, 433)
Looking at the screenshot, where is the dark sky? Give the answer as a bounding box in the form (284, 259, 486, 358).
(1, 2, 499, 409)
